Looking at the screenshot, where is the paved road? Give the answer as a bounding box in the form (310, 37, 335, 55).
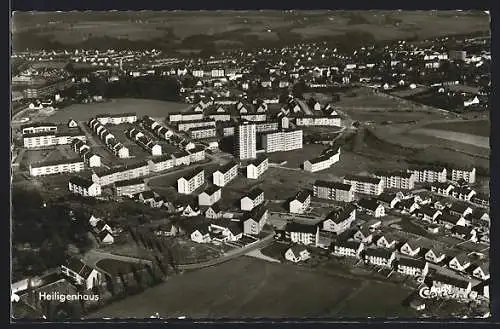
(83, 249, 153, 270)
(177, 233, 275, 271)
(245, 249, 281, 263)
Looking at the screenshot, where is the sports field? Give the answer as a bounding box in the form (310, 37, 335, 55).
(45, 99, 189, 123)
(87, 257, 415, 319)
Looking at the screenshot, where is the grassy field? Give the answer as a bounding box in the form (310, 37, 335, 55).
(423, 119, 490, 137)
(336, 88, 448, 123)
(88, 256, 417, 319)
(268, 144, 327, 168)
(409, 129, 489, 149)
(13, 11, 489, 46)
(45, 99, 188, 123)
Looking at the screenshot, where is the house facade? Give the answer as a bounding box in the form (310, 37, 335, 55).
(313, 180, 355, 202)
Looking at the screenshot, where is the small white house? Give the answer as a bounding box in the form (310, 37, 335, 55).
(60, 258, 103, 290)
(284, 245, 311, 263)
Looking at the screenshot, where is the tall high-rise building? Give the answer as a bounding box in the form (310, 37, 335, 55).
(235, 122, 256, 160)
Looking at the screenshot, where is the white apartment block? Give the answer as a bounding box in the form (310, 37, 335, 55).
(169, 112, 204, 123)
(23, 132, 86, 149)
(147, 156, 174, 173)
(96, 112, 137, 125)
(178, 119, 216, 132)
(255, 121, 279, 133)
(198, 186, 222, 206)
(189, 127, 217, 139)
(235, 122, 257, 160)
(261, 129, 303, 153)
(21, 123, 57, 135)
(451, 167, 476, 184)
(313, 180, 355, 202)
(30, 159, 85, 177)
(177, 169, 205, 194)
(303, 148, 340, 173)
(246, 157, 269, 179)
(374, 171, 416, 190)
(91, 162, 150, 186)
(212, 162, 239, 187)
(295, 115, 341, 127)
(407, 167, 447, 183)
(343, 175, 384, 196)
(240, 188, 265, 211)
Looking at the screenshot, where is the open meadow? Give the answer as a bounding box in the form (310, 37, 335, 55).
(87, 257, 415, 319)
(13, 11, 489, 48)
(45, 98, 188, 123)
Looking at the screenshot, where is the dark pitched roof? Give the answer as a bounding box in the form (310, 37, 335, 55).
(377, 192, 398, 204)
(202, 185, 221, 196)
(314, 180, 352, 191)
(433, 273, 470, 289)
(98, 230, 113, 240)
(69, 176, 95, 188)
(285, 222, 318, 234)
(344, 174, 381, 185)
(115, 177, 145, 187)
(364, 248, 395, 259)
(206, 202, 221, 214)
(248, 157, 268, 167)
(451, 225, 474, 236)
(324, 204, 356, 224)
(398, 258, 427, 269)
(450, 202, 470, 214)
(358, 198, 382, 211)
(294, 190, 311, 203)
(64, 258, 95, 279)
(334, 240, 362, 250)
(180, 168, 205, 181)
(215, 162, 238, 174)
(374, 170, 413, 179)
(244, 188, 264, 200)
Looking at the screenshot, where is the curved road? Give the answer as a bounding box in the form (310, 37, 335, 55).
(178, 233, 275, 271)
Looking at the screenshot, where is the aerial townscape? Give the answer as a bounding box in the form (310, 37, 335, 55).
(11, 10, 490, 320)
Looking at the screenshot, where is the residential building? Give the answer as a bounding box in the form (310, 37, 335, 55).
(68, 176, 102, 197)
(303, 148, 340, 173)
(285, 245, 311, 263)
(343, 175, 384, 196)
(205, 203, 223, 220)
(189, 126, 217, 140)
(261, 129, 303, 153)
(242, 205, 268, 235)
(407, 166, 447, 183)
(198, 185, 222, 206)
(284, 222, 320, 246)
(313, 180, 355, 202)
(425, 247, 447, 264)
(168, 111, 204, 123)
(255, 121, 279, 133)
(289, 190, 311, 214)
(332, 240, 364, 258)
(364, 248, 396, 267)
(397, 258, 429, 277)
(451, 187, 477, 201)
(375, 234, 399, 249)
(23, 131, 87, 149)
(60, 258, 103, 290)
(212, 162, 239, 187)
(91, 162, 150, 186)
(21, 122, 57, 135)
(374, 170, 416, 190)
(114, 178, 148, 197)
(353, 227, 374, 244)
(188, 146, 206, 163)
(432, 273, 472, 297)
(321, 203, 356, 234)
(177, 119, 216, 132)
(240, 188, 265, 211)
(295, 115, 341, 127)
(471, 264, 490, 281)
(246, 157, 269, 179)
(235, 122, 257, 160)
(357, 198, 385, 218)
(147, 155, 174, 173)
(96, 112, 137, 125)
(376, 192, 401, 209)
(400, 240, 421, 257)
(177, 168, 205, 194)
(29, 158, 85, 177)
(430, 182, 455, 196)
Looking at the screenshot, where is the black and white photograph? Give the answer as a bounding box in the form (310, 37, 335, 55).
(10, 10, 491, 320)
